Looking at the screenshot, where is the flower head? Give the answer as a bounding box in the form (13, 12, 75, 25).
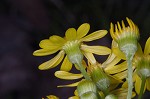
(33, 23, 110, 71)
(110, 18, 139, 55)
(121, 37, 150, 94)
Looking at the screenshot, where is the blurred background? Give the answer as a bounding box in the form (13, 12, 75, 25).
(0, 0, 150, 99)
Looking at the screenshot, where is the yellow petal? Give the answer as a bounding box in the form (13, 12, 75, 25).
(33, 49, 58, 56)
(105, 61, 127, 74)
(55, 71, 83, 80)
(58, 81, 80, 87)
(144, 37, 150, 55)
(39, 39, 61, 50)
(74, 89, 78, 96)
(65, 28, 77, 40)
(80, 30, 108, 42)
(146, 77, 150, 91)
(82, 52, 96, 64)
(38, 51, 65, 70)
(108, 74, 123, 84)
(112, 47, 126, 60)
(111, 88, 136, 99)
(81, 45, 111, 55)
(49, 35, 66, 45)
(76, 23, 90, 39)
(102, 53, 121, 69)
(60, 56, 72, 71)
(68, 96, 79, 99)
(135, 43, 143, 56)
(46, 95, 59, 99)
(113, 70, 127, 80)
(135, 74, 142, 94)
(122, 81, 128, 88)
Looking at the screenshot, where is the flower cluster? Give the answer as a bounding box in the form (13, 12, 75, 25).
(33, 18, 150, 99)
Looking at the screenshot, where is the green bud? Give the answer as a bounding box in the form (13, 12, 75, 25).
(89, 63, 110, 93)
(77, 80, 100, 99)
(135, 55, 150, 78)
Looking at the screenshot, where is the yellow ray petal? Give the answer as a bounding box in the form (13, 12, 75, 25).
(58, 81, 80, 87)
(113, 70, 127, 80)
(46, 95, 59, 99)
(105, 61, 127, 74)
(122, 81, 128, 88)
(33, 49, 58, 56)
(111, 88, 136, 99)
(81, 45, 111, 55)
(74, 89, 78, 96)
(146, 77, 150, 91)
(65, 28, 77, 40)
(49, 35, 66, 45)
(135, 74, 142, 94)
(135, 43, 143, 56)
(82, 52, 96, 64)
(108, 74, 123, 84)
(80, 30, 107, 42)
(55, 71, 83, 80)
(112, 47, 126, 60)
(39, 39, 61, 50)
(60, 56, 72, 71)
(102, 49, 121, 68)
(38, 51, 65, 70)
(144, 37, 150, 55)
(76, 23, 90, 39)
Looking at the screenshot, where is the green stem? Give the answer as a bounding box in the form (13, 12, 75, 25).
(126, 53, 134, 99)
(138, 76, 146, 99)
(76, 62, 91, 81)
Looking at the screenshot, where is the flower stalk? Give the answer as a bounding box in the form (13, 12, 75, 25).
(126, 53, 134, 99)
(138, 76, 146, 99)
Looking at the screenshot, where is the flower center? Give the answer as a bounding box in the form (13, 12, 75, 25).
(63, 40, 83, 64)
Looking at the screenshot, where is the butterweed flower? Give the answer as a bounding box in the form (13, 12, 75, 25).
(33, 23, 110, 71)
(54, 42, 125, 98)
(54, 47, 123, 88)
(110, 17, 139, 55)
(132, 37, 150, 94)
(110, 18, 140, 99)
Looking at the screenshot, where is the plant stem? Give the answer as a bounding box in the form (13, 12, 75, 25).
(126, 53, 134, 99)
(76, 62, 91, 81)
(138, 76, 146, 99)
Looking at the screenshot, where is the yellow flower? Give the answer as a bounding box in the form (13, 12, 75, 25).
(54, 41, 124, 98)
(133, 37, 150, 94)
(115, 37, 150, 94)
(110, 17, 139, 55)
(33, 23, 110, 71)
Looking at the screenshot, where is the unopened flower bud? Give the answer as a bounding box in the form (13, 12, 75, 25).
(89, 63, 110, 93)
(135, 55, 150, 78)
(77, 80, 100, 99)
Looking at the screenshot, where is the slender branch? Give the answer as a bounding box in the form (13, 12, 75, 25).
(126, 53, 134, 99)
(76, 62, 91, 81)
(138, 76, 146, 99)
